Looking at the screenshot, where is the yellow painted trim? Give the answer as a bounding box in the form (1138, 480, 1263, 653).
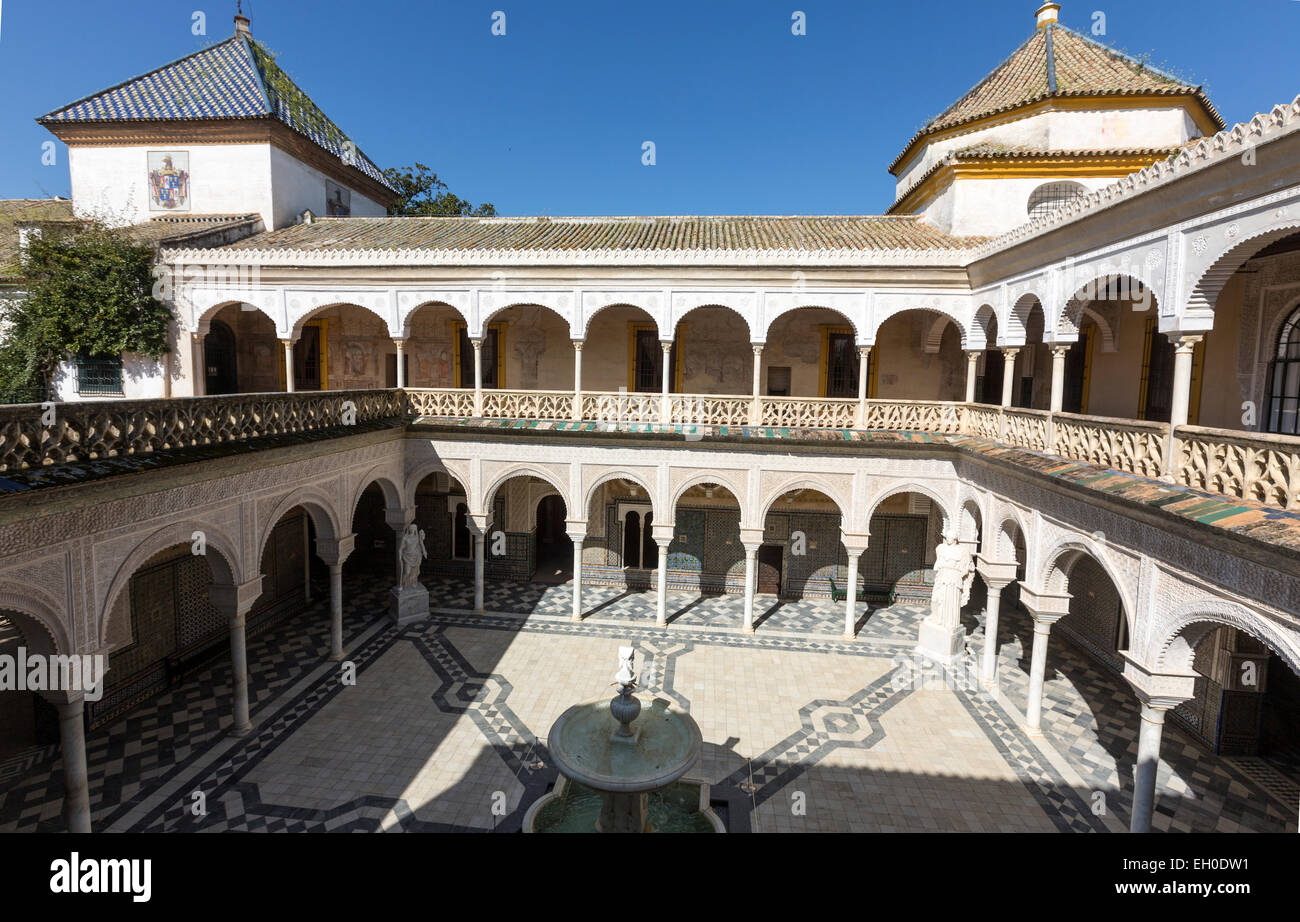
(492, 321, 506, 389)
(627, 322, 656, 391)
(891, 94, 1223, 178)
(1137, 317, 1155, 420)
(867, 345, 879, 399)
(891, 153, 1170, 215)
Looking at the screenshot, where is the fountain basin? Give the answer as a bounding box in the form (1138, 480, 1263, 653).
(524, 775, 724, 833)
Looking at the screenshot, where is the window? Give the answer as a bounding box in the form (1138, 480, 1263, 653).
(1267, 306, 1300, 434)
(1027, 181, 1087, 221)
(74, 354, 124, 397)
(1138, 318, 1205, 424)
(820, 327, 858, 398)
(454, 322, 505, 388)
(767, 366, 791, 397)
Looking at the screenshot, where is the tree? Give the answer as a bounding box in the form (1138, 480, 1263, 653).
(383, 163, 496, 217)
(0, 222, 171, 403)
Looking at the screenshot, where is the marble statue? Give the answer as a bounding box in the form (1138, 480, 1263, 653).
(930, 532, 973, 628)
(614, 645, 637, 689)
(399, 523, 427, 588)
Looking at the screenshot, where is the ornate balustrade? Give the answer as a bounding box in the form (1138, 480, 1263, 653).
(1003, 407, 1052, 454)
(760, 395, 858, 429)
(479, 389, 575, 421)
(1050, 412, 1167, 479)
(1174, 425, 1300, 511)
(10, 387, 1300, 514)
(0, 389, 405, 472)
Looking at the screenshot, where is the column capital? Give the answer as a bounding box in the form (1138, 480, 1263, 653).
(571, 339, 585, 351)
(1001, 346, 1021, 358)
(1018, 584, 1070, 622)
(840, 532, 871, 554)
(975, 554, 1018, 588)
(751, 342, 765, 355)
(739, 526, 766, 547)
(856, 345, 871, 357)
(209, 576, 265, 617)
(467, 512, 491, 535)
(1121, 653, 1197, 709)
(316, 532, 357, 567)
(564, 518, 587, 542)
(651, 523, 675, 543)
(1172, 333, 1203, 353)
(1049, 344, 1070, 358)
(965, 349, 982, 360)
(660, 340, 673, 352)
(392, 338, 406, 348)
(384, 506, 417, 530)
(470, 336, 484, 347)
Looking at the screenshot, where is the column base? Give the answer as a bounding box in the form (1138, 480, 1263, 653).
(229, 722, 253, 738)
(389, 585, 431, 626)
(916, 618, 965, 666)
(327, 648, 345, 663)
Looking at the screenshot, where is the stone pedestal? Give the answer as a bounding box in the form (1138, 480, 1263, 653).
(916, 617, 965, 665)
(389, 584, 430, 626)
(598, 790, 650, 833)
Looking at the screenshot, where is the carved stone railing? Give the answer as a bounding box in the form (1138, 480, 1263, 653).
(759, 395, 859, 429)
(0, 389, 405, 472)
(404, 388, 475, 418)
(479, 389, 574, 421)
(961, 404, 1003, 440)
(1173, 425, 1300, 511)
(1050, 411, 1168, 479)
(14, 387, 1300, 513)
(1003, 407, 1052, 454)
(861, 400, 964, 434)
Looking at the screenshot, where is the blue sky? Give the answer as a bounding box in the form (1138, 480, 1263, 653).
(1, 0, 1296, 214)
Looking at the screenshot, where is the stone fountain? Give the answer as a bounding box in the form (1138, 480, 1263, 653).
(524, 646, 722, 833)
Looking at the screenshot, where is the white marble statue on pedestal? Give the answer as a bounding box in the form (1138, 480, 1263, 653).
(916, 531, 974, 665)
(399, 523, 427, 588)
(390, 523, 431, 626)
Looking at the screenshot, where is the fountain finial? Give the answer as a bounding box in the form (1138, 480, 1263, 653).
(610, 645, 641, 740)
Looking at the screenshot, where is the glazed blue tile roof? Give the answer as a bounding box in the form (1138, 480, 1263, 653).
(38, 34, 394, 192)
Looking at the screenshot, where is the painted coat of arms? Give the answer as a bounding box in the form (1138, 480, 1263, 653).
(148, 152, 190, 211)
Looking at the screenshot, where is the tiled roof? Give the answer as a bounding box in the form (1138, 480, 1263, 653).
(124, 214, 261, 247)
(890, 25, 1223, 174)
(213, 214, 985, 255)
(37, 32, 393, 193)
(0, 198, 75, 281)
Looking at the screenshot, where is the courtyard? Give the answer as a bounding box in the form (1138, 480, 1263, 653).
(1, 572, 1292, 834)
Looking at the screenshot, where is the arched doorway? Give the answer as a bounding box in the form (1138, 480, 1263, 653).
(203, 319, 239, 395)
(533, 494, 572, 583)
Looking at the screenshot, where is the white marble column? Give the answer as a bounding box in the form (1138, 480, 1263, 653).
(328, 564, 344, 660)
(569, 527, 586, 621)
(473, 532, 486, 614)
(572, 340, 584, 421)
(843, 551, 861, 640)
(976, 557, 1018, 690)
(742, 544, 758, 634)
(209, 578, 262, 738)
(965, 350, 980, 403)
(229, 610, 252, 735)
(193, 332, 208, 397)
(660, 342, 672, 424)
(1023, 608, 1066, 735)
(52, 696, 91, 833)
(655, 544, 669, 626)
(1000, 347, 1019, 408)
(749, 344, 764, 425)
(393, 339, 406, 388)
(1168, 335, 1203, 429)
(1048, 345, 1068, 413)
(472, 337, 484, 416)
(855, 346, 871, 428)
(1120, 660, 1195, 834)
(282, 339, 295, 393)
(315, 533, 356, 660)
(1131, 704, 1167, 833)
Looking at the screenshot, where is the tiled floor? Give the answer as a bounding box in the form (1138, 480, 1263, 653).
(0, 572, 1294, 833)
